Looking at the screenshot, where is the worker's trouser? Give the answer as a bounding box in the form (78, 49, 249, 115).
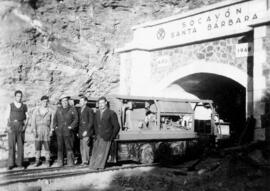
(56, 134, 74, 165)
(80, 137, 90, 163)
(89, 135, 111, 170)
(35, 140, 50, 162)
(8, 122, 24, 167)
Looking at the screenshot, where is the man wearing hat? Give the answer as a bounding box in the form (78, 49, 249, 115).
(31, 95, 54, 167)
(53, 95, 78, 166)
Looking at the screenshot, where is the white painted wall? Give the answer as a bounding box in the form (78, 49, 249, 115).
(126, 50, 153, 96)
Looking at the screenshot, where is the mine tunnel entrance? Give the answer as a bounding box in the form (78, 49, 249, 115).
(172, 73, 246, 142)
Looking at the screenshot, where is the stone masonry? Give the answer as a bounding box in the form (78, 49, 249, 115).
(150, 35, 251, 84)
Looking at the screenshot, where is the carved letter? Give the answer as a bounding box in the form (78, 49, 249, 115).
(221, 21, 226, 27)
(215, 13, 220, 20)
(236, 18, 241, 24)
(236, 8, 242, 14)
(228, 19, 233, 26)
(252, 14, 258, 20)
(225, 9, 230, 17)
(182, 30, 186, 35)
(182, 22, 186, 28)
(198, 17, 202, 24)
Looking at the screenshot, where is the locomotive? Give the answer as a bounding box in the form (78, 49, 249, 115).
(82, 95, 230, 164)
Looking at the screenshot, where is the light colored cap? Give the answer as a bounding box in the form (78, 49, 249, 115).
(59, 95, 70, 101)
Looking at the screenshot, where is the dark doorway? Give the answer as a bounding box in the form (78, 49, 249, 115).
(172, 73, 246, 142)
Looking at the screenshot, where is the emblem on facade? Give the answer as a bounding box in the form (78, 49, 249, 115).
(156, 28, 166, 40)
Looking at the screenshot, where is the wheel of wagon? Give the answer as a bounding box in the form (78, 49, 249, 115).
(155, 142, 172, 164)
(139, 144, 154, 164)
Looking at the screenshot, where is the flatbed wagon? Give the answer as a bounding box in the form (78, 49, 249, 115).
(105, 95, 230, 164)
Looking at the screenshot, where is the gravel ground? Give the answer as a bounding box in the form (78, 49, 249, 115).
(1, 155, 269, 191)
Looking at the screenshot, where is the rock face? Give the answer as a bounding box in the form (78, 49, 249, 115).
(0, 0, 224, 130)
(0, 0, 223, 157)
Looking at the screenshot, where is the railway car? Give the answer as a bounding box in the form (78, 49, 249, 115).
(105, 95, 230, 164)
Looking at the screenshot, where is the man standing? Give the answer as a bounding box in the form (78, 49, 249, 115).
(89, 96, 120, 170)
(31, 96, 53, 167)
(5, 90, 28, 170)
(78, 96, 94, 165)
(53, 95, 78, 167)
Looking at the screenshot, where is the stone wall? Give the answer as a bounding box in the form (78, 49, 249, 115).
(150, 36, 250, 84)
(263, 26, 270, 95)
(262, 26, 270, 147)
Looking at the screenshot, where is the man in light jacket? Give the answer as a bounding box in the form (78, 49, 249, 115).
(31, 95, 53, 167)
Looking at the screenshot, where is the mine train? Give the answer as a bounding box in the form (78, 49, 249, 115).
(76, 95, 230, 164)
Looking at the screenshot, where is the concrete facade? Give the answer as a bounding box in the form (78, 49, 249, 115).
(117, 0, 270, 141)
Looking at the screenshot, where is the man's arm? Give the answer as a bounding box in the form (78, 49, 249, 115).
(87, 108, 94, 135)
(49, 109, 55, 134)
(111, 111, 120, 139)
(92, 111, 98, 138)
(31, 108, 37, 135)
(22, 104, 29, 132)
(4, 104, 11, 132)
(70, 108, 78, 129)
(53, 109, 58, 130)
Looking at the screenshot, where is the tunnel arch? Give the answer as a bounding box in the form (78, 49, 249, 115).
(155, 61, 248, 92)
(154, 62, 249, 142)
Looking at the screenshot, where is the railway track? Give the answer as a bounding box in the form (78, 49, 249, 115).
(0, 164, 86, 177)
(0, 163, 159, 186)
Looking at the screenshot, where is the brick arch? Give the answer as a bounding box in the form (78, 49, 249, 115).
(155, 62, 248, 92)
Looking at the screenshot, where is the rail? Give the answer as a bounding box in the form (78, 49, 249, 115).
(0, 163, 158, 186)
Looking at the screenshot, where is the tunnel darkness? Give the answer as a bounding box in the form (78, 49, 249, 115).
(173, 73, 246, 142)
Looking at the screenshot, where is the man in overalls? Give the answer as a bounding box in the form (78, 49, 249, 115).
(31, 95, 54, 167)
(5, 90, 28, 170)
(53, 95, 78, 167)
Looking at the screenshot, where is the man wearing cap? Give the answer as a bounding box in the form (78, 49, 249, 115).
(78, 96, 94, 165)
(5, 90, 28, 170)
(89, 96, 120, 170)
(31, 96, 54, 167)
(53, 95, 78, 166)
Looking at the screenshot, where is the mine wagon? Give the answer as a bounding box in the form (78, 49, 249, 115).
(107, 95, 230, 164)
(63, 95, 230, 164)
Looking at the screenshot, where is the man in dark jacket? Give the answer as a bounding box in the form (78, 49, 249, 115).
(53, 95, 78, 166)
(78, 96, 94, 165)
(89, 96, 120, 170)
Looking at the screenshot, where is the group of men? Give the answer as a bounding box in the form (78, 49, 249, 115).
(5, 90, 120, 170)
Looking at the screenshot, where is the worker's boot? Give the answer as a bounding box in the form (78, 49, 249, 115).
(55, 152, 63, 167)
(67, 151, 74, 166)
(35, 151, 41, 167)
(44, 151, 50, 167)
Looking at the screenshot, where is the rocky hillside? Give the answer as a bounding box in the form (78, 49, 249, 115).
(0, 0, 223, 131)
